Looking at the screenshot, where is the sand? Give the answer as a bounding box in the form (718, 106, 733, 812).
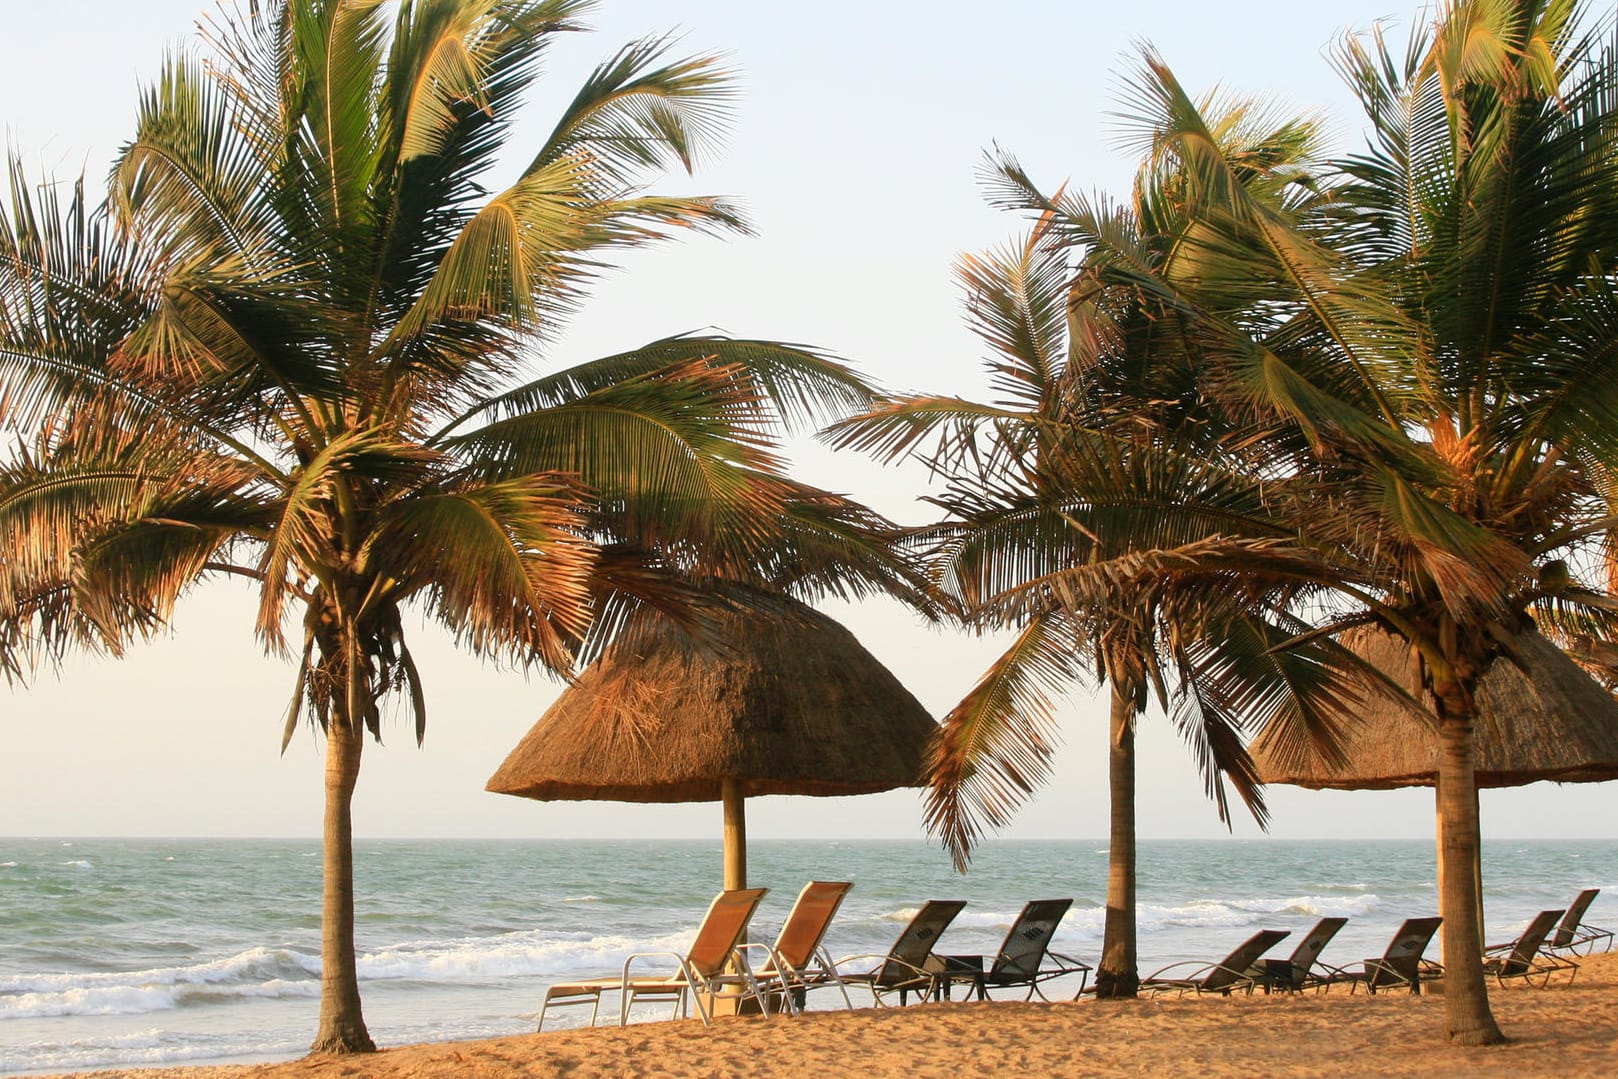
(46, 952, 1618, 1079)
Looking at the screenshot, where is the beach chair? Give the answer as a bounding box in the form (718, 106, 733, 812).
(741, 880, 856, 1015)
(1546, 889, 1614, 956)
(833, 899, 967, 1005)
(1317, 916, 1443, 995)
(1250, 916, 1348, 993)
(537, 887, 770, 1029)
(1483, 909, 1579, 988)
(944, 899, 1092, 1001)
(1139, 929, 1290, 997)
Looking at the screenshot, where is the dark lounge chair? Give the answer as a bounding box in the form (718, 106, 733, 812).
(1546, 889, 1615, 956)
(1250, 916, 1348, 993)
(1318, 916, 1443, 995)
(1484, 909, 1579, 988)
(940, 899, 1092, 1001)
(1140, 929, 1290, 997)
(834, 899, 967, 1005)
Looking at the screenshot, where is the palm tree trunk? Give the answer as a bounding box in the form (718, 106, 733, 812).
(1434, 711, 1503, 1046)
(1094, 687, 1139, 998)
(311, 714, 376, 1054)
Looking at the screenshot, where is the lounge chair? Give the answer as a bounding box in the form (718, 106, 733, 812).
(537, 887, 770, 1029)
(1546, 889, 1614, 956)
(1483, 909, 1579, 988)
(1250, 916, 1348, 993)
(741, 880, 855, 1015)
(940, 899, 1091, 1001)
(833, 899, 967, 1005)
(1318, 916, 1443, 995)
(1139, 929, 1290, 997)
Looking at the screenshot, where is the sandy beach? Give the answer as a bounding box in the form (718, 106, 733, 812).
(40, 951, 1618, 1079)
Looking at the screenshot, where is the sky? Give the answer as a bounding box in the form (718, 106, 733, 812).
(1, 0, 1613, 846)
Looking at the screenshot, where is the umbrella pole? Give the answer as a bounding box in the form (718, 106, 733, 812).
(722, 777, 746, 890)
(715, 778, 751, 1017)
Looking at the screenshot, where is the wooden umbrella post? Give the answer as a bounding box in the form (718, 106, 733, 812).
(715, 777, 754, 1015)
(722, 777, 747, 890)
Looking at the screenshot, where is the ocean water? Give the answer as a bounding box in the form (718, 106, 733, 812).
(1, 837, 1614, 1075)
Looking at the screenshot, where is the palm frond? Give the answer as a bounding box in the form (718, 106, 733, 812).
(368, 472, 596, 672)
(924, 613, 1086, 871)
(526, 34, 738, 186)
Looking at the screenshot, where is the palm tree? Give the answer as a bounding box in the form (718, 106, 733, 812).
(1001, 1, 1618, 1043)
(832, 99, 1358, 998)
(1307, 0, 1618, 1042)
(0, 0, 909, 1053)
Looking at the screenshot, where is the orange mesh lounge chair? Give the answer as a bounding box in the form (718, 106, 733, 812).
(538, 887, 770, 1029)
(834, 899, 967, 1005)
(1140, 929, 1290, 997)
(1318, 916, 1443, 995)
(743, 880, 856, 1015)
(1484, 909, 1579, 988)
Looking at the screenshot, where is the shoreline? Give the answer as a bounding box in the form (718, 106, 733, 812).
(36, 952, 1618, 1079)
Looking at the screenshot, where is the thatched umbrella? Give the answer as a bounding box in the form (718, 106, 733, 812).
(1250, 626, 1618, 790)
(1251, 625, 1618, 948)
(486, 598, 938, 890)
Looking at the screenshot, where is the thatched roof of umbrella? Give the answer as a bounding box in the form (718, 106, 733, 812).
(486, 598, 938, 804)
(1250, 626, 1618, 790)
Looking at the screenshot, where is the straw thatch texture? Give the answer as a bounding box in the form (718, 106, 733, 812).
(1250, 627, 1618, 790)
(486, 600, 938, 803)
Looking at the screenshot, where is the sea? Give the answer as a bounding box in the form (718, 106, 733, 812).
(2, 837, 1614, 1075)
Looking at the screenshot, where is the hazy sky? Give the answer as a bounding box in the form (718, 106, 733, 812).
(2, 0, 1613, 845)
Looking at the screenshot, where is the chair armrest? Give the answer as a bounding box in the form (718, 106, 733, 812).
(1193, 964, 1262, 992)
(621, 950, 686, 980)
(1046, 951, 1093, 974)
(736, 942, 780, 973)
(830, 951, 884, 970)
(1024, 952, 1092, 989)
(1142, 960, 1214, 982)
(831, 953, 932, 981)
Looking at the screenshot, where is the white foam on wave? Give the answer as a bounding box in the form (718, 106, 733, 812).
(561, 895, 600, 903)
(1110, 892, 1384, 933)
(355, 926, 691, 983)
(59, 859, 93, 868)
(1230, 894, 1383, 918)
(0, 947, 319, 1020)
(0, 924, 717, 1022)
(0, 861, 17, 868)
